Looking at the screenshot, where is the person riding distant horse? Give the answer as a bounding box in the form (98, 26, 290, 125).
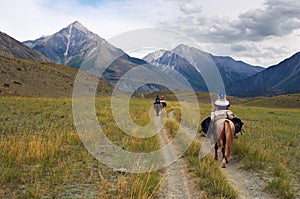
(154, 95, 160, 105)
(160, 95, 167, 108)
(153, 95, 161, 116)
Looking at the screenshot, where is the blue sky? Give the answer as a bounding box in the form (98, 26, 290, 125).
(0, 0, 299, 67)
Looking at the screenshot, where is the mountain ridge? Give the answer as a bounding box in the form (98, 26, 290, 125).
(144, 44, 264, 91)
(23, 21, 118, 67)
(23, 22, 183, 92)
(226, 52, 300, 97)
(18, 21, 299, 97)
(0, 31, 49, 62)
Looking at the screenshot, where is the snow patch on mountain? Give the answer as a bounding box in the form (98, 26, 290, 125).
(64, 23, 73, 57)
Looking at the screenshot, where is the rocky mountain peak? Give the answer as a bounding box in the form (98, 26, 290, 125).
(23, 21, 106, 66)
(66, 21, 92, 36)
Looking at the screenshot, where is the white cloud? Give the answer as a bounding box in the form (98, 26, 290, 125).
(180, 3, 202, 14)
(0, 0, 299, 67)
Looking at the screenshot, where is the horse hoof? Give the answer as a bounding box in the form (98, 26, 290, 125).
(222, 159, 227, 168)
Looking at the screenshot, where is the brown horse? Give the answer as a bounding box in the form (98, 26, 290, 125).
(213, 119, 235, 168)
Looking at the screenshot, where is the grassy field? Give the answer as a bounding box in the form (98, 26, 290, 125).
(164, 99, 299, 199)
(0, 97, 161, 198)
(232, 105, 300, 198)
(0, 96, 299, 198)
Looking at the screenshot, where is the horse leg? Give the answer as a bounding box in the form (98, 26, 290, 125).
(221, 147, 225, 160)
(214, 143, 218, 160)
(223, 120, 235, 167)
(221, 140, 227, 168)
(222, 139, 228, 164)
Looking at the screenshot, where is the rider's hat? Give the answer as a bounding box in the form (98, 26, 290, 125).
(219, 92, 226, 99)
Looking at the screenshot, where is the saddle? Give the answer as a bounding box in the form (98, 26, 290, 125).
(200, 111, 244, 135)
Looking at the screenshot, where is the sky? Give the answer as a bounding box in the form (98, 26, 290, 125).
(0, 0, 300, 67)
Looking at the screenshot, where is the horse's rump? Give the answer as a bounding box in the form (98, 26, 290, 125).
(223, 120, 235, 157)
(214, 119, 235, 167)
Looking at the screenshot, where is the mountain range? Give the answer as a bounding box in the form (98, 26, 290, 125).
(226, 52, 300, 97)
(23, 21, 176, 92)
(22, 21, 265, 93)
(0, 21, 299, 97)
(144, 44, 264, 92)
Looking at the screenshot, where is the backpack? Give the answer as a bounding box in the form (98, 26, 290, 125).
(200, 116, 244, 134)
(230, 117, 244, 134)
(200, 117, 211, 133)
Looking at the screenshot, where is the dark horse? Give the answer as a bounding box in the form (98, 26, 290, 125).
(213, 119, 235, 168)
(154, 103, 161, 117)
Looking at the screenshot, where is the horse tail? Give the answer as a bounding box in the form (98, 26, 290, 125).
(224, 120, 235, 158)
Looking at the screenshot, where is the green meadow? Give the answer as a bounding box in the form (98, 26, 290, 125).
(0, 96, 299, 198)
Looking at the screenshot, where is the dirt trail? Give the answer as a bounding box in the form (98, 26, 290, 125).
(220, 156, 274, 199)
(155, 115, 205, 199)
(167, 111, 275, 199)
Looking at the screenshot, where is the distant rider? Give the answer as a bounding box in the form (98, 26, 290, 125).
(154, 95, 160, 105)
(160, 95, 167, 108)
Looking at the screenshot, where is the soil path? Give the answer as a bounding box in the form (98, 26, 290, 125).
(220, 156, 275, 199)
(155, 114, 205, 199)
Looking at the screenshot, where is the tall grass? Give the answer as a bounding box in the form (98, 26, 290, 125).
(232, 105, 299, 198)
(0, 97, 162, 198)
(185, 141, 237, 199)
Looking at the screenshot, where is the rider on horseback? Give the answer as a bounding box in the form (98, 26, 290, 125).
(160, 95, 167, 108)
(213, 92, 239, 139)
(154, 95, 160, 105)
(153, 95, 161, 116)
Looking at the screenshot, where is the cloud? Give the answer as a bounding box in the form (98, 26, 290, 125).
(236, 0, 300, 39)
(231, 44, 247, 52)
(180, 3, 202, 14)
(0, 0, 298, 66)
(204, 41, 294, 66)
(164, 0, 300, 43)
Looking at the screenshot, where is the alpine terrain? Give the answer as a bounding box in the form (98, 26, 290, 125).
(23, 21, 186, 92)
(227, 52, 300, 97)
(144, 44, 264, 92)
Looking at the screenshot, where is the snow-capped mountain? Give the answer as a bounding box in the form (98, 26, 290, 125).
(144, 44, 264, 91)
(144, 48, 208, 91)
(23, 21, 123, 68)
(23, 22, 190, 92)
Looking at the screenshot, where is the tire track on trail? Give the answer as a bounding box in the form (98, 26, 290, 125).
(155, 114, 205, 199)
